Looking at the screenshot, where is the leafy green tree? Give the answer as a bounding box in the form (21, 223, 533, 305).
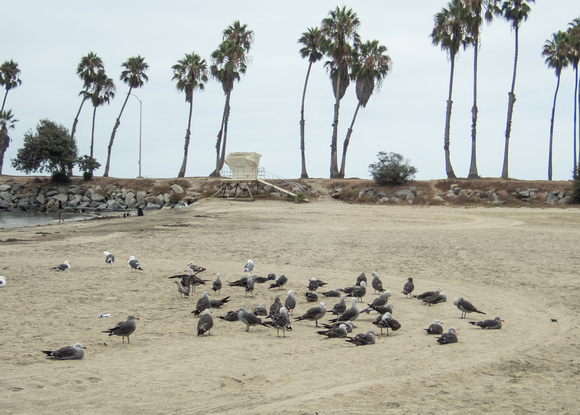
(209, 21, 254, 177)
(104, 55, 149, 177)
(88, 68, 115, 160)
(77, 155, 101, 180)
(338, 39, 391, 178)
(542, 31, 570, 181)
(568, 17, 580, 178)
(12, 119, 78, 179)
(298, 27, 324, 179)
(369, 152, 417, 185)
(494, 0, 535, 179)
(172, 52, 208, 178)
(0, 60, 22, 113)
(0, 110, 17, 174)
(71, 52, 104, 143)
(431, 0, 474, 179)
(321, 6, 360, 178)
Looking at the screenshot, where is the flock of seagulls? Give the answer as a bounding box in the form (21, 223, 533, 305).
(40, 254, 504, 360)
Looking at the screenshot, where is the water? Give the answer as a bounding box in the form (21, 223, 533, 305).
(0, 211, 92, 229)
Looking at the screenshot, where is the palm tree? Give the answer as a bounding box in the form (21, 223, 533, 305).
(103, 56, 149, 177)
(172, 52, 208, 178)
(431, 0, 474, 179)
(209, 21, 253, 177)
(463, 0, 495, 178)
(0, 60, 22, 113)
(568, 17, 580, 178)
(0, 109, 17, 174)
(88, 69, 115, 160)
(298, 27, 324, 179)
(321, 6, 360, 178)
(338, 40, 392, 178)
(71, 52, 104, 143)
(542, 31, 570, 181)
(495, 0, 535, 179)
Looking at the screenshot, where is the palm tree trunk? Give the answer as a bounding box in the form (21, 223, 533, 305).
(178, 97, 194, 178)
(71, 94, 88, 142)
(0, 125, 9, 175)
(217, 93, 231, 174)
(573, 67, 578, 179)
(502, 25, 520, 179)
(209, 92, 230, 177)
(338, 102, 361, 178)
(548, 74, 561, 181)
(299, 62, 313, 179)
(330, 69, 342, 179)
(90, 105, 97, 159)
(104, 88, 132, 177)
(443, 54, 457, 179)
(0, 90, 8, 113)
(468, 30, 480, 179)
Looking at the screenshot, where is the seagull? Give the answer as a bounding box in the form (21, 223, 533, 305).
(270, 307, 291, 337)
(294, 302, 327, 327)
(0, 276, 6, 288)
(361, 291, 391, 313)
(53, 260, 70, 271)
(331, 295, 347, 315)
(328, 298, 360, 323)
(174, 279, 190, 297)
(244, 259, 255, 272)
(320, 320, 356, 333)
(187, 262, 207, 273)
(192, 292, 211, 315)
(217, 311, 239, 322)
(372, 312, 401, 336)
(103, 251, 115, 265)
(356, 272, 367, 286)
(346, 330, 377, 346)
(267, 294, 283, 318)
(197, 309, 214, 336)
(304, 292, 318, 302)
(102, 315, 139, 343)
(168, 269, 209, 293)
(425, 320, 444, 335)
(268, 274, 288, 290)
(316, 323, 348, 338)
(437, 327, 459, 344)
(127, 256, 143, 271)
(284, 290, 296, 314)
(453, 297, 486, 319)
(345, 281, 366, 302)
(212, 273, 222, 295)
(42, 343, 86, 360)
(431, 292, 447, 304)
(469, 316, 503, 330)
(321, 289, 341, 298)
(308, 277, 327, 291)
(209, 296, 231, 309)
(364, 303, 393, 315)
(421, 288, 442, 306)
(371, 271, 385, 293)
(402, 277, 414, 298)
(245, 274, 255, 297)
(252, 304, 268, 316)
(237, 307, 270, 332)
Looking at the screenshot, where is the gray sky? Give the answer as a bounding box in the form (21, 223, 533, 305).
(2, 1, 579, 181)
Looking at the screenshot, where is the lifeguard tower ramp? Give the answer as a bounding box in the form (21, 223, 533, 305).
(213, 152, 307, 201)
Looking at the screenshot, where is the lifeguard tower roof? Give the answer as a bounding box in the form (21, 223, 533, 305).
(225, 152, 262, 180)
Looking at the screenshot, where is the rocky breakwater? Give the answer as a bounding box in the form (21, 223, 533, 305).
(0, 181, 203, 214)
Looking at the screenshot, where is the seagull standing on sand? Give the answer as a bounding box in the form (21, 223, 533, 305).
(469, 316, 503, 329)
(212, 273, 222, 295)
(244, 259, 255, 273)
(270, 307, 291, 338)
(437, 328, 459, 344)
(127, 256, 143, 271)
(331, 295, 347, 315)
(328, 298, 360, 323)
(402, 277, 414, 298)
(371, 271, 385, 293)
(268, 294, 283, 318)
(102, 315, 139, 343)
(53, 261, 71, 271)
(103, 251, 115, 265)
(197, 309, 214, 336)
(268, 274, 288, 290)
(294, 302, 327, 327)
(284, 290, 296, 314)
(175, 279, 190, 297)
(424, 320, 444, 335)
(192, 292, 211, 315)
(361, 291, 391, 314)
(453, 297, 486, 319)
(421, 288, 442, 306)
(372, 312, 401, 336)
(42, 343, 86, 360)
(237, 307, 270, 332)
(346, 281, 367, 302)
(245, 274, 255, 297)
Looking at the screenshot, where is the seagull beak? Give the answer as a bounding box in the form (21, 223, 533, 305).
(134, 317, 140, 320)
(82, 347, 87, 349)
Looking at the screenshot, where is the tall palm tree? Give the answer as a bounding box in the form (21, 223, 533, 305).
(431, 0, 474, 179)
(0, 109, 17, 174)
(71, 52, 104, 143)
(298, 27, 324, 179)
(103, 56, 149, 177)
(209, 21, 253, 177)
(542, 31, 570, 181)
(568, 17, 580, 178)
(463, 0, 495, 178)
(495, 0, 535, 179)
(172, 52, 208, 178)
(338, 40, 392, 178)
(0, 60, 22, 113)
(88, 69, 115, 160)
(321, 6, 360, 178)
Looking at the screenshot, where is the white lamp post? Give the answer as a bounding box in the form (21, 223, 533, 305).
(130, 93, 143, 178)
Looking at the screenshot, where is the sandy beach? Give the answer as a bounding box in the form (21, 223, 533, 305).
(1, 196, 579, 414)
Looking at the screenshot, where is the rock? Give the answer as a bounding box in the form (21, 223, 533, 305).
(90, 193, 106, 202)
(145, 203, 161, 210)
(171, 184, 184, 194)
(136, 190, 147, 202)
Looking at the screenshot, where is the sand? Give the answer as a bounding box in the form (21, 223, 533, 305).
(0, 197, 579, 414)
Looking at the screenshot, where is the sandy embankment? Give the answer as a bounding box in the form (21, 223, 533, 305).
(0, 198, 579, 414)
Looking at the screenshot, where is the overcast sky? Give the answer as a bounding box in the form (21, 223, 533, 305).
(2, 1, 579, 181)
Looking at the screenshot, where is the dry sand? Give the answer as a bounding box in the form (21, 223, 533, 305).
(0, 197, 579, 414)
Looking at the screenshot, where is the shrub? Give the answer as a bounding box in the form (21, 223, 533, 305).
(572, 167, 580, 204)
(369, 151, 417, 185)
(76, 155, 101, 180)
